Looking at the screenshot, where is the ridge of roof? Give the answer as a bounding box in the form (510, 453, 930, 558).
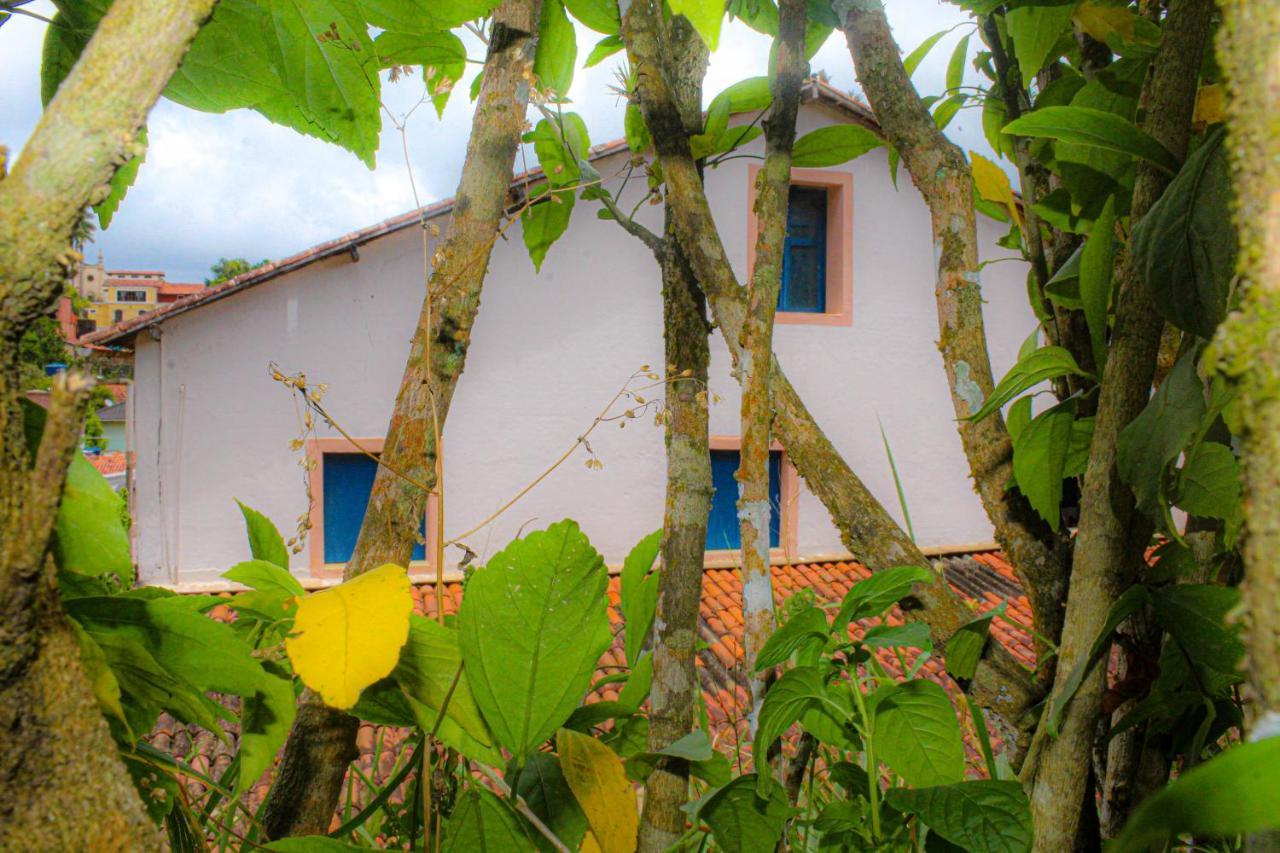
(82, 81, 876, 347)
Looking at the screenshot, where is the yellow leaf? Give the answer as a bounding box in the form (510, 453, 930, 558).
(557, 728, 638, 853)
(285, 564, 414, 709)
(1194, 84, 1226, 126)
(1073, 3, 1135, 44)
(581, 833, 603, 853)
(970, 151, 1023, 231)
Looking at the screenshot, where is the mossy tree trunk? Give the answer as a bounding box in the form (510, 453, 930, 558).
(260, 0, 542, 836)
(0, 0, 216, 845)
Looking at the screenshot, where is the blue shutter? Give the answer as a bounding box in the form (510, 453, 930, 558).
(706, 449, 782, 550)
(322, 453, 426, 564)
(779, 186, 828, 313)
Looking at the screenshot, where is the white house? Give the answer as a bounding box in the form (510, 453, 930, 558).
(87, 83, 1036, 589)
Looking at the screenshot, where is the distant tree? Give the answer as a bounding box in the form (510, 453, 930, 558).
(205, 256, 268, 285)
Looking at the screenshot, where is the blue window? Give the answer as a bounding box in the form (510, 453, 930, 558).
(322, 453, 425, 564)
(779, 186, 828, 313)
(705, 449, 782, 551)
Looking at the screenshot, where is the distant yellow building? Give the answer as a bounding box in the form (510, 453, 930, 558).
(74, 253, 205, 332)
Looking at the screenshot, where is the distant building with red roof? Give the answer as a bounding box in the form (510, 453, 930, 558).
(71, 251, 206, 333)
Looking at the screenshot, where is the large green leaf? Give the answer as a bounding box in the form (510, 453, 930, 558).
(522, 184, 576, 272)
(511, 752, 588, 850)
(944, 605, 1000, 682)
(89, 630, 228, 736)
(1112, 738, 1280, 852)
(1131, 127, 1236, 339)
(904, 29, 950, 78)
(701, 774, 792, 853)
(874, 680, 964, 787)
(668, 0, 724, 49)
(457, 520, 611, 758)
(1006, 3, 1075, 82)
(534, 0, 576, 95)
(236, 500, 291, 569)
(1011, 403, 1075, 530)
(753, 667, 828, 794)
(1175, 441, 1241, 522)
(791, 125, 883, 168)
(41, 12, 91, 106)
(372, 30, 466, 115)
(357, 0, 501, 32)
(754, 606, 829, 671)
(564, 0, 618, 33)
(1153, 584, 1243, 679)
(1117, 350, 1206, 521)
(967, 346, 1088, 422)
(835, 565, 934, 630)
(886, 780, 1032, 853)
(619, 529, 661, 666)
(56, 454, 134, 583)
(237, 664, 296, 794)
(394, 615, 501, 764)
(443, 787, 539, 852)
(1078, 195, 1115, 370)
(1004, 106, 1179, 174)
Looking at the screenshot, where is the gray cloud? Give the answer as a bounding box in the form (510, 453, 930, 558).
(1, 0, 984, 282)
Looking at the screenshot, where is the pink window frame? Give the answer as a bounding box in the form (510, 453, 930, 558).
(306, 436, 440, 578)
(745, 165, 854, 326)
(704, 435, 800, 568)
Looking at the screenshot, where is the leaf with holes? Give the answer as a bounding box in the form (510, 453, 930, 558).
(285, 564, 413, 709)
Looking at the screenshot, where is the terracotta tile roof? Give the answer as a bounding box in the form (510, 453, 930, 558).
(87, 451, 129, 476)
(81, 80, 877, 348)
(158, 282, 206, 298)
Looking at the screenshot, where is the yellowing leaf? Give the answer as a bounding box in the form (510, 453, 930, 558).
(1194, 84, 1226, 126)
(286, 564, 413, 709)
(970, 151, 1023, 230)
(557, 728, 638, 853)
(1073, 3, 1135, 43)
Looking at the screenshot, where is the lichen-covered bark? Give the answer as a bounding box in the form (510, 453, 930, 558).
(840, 0, 1068, 654)
(737, 0, 807, 724)
(622, 0, 1041, 757)
(1022, 2, 1214, 847)
(1215, 0, 1280, 743)
(0, 0, 215, 844)
(261, 0, 541, 836)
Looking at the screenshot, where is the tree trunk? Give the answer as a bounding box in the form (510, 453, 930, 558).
(1216, 6, 1280, 849)
(1022, 2, 1213, 847)
(621, 0, 1042, 758)
(0, 0, 215, 845)
(840, 0, 1068, 656)
(261, 0, 542, 836)
(736, 0, 806, 725)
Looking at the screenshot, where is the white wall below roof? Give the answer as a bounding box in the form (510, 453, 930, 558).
(128, 102, 1035, 586)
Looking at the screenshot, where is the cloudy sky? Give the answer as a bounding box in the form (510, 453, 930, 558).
(1, 1, 984, 283)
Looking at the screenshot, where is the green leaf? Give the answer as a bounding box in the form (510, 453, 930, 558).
(1045, 584, 1150, 736)
(874, 680, 964, 787)
(1078, 195, 1115, 370)
(1012, 403, 1076, 530)
(70, 621, 128, 732)
(457, 520, 611, 758)
(372, 30, 466, 115)
(95, 125, 146, 229)
(863, 622, 932, 651)
(945, 605, 1000, 682)
(1132, 127, 1236, 338)
(754, 606, 829, 671)
(791, 125, 883, 168)
(1006, 395, 1033, 443)
(1153, 584, 1243, 679)
(512, 752, 588, 850)
(89, 630, 228, 736)
(701, 775, 792, 853)
(624, 102, 651, 153)
(564, 0, 618, 33)
(41, 12, 91, 106)
(1004, 106, 1179, 175)
(800, 689, 860, 751)
(351, 677, 416, 726)
(620, 529, 661, 666)
(668, 0, 724, 49)
(236, 499, 290, 572)
(1117, 350, 1206, 521)
(55, 454, 134, 584)
(710, 76, 773, 115)
(753, 667, 827, 793)
(617, 651, 653, 711)
(522, 184, 576, 271)
(225, 558, 304, 600)
(267, 838, 368, 852)
(263, 0, 382, 167)
(835, 565, 934, 630)
(1112, 738, 1280, 852)
(1006, 3, 1075, 82)
(237, 664, 296, 794)
(584, 34, 623, 67)
(886, 780, 1032, 853)
(535, 0, 576, 95)
(443, 787, 539, 852)
(946, 34, 970, 94)
(967, 346, 1088, 422)
(394, 615, 501, 764)
(357, 0, 502, 31)
(905, 29, 950, 78)
(1175, 441, 1240, 521)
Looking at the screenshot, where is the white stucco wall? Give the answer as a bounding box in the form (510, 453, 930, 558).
(129, 102, 1037, 586)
